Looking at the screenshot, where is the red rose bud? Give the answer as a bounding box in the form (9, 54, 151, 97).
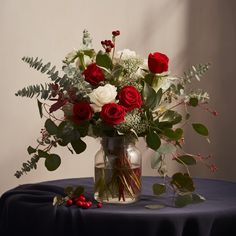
(83, 63, 105, 86)
(118, 86, 142, 111)
(72, 102, 93, 125)
(100, 103, 126, 125)
(148, 52, 169, 74)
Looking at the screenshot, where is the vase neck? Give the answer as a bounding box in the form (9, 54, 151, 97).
(101, 136, 129, 155)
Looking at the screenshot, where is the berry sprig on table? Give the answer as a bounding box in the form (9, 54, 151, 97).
(53, 186, 102, 209)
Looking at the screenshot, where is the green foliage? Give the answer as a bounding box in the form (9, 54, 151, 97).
(45, 119, 58, 135)
(14, 155, 40, 178)
(175, 193, 205, 207)
(71, 139, 87, 154)
(145, 204, 165, 209)
(171, 172, 195, 193)
(45, 154, 61, 171)
(192, 123, 209, 136)
(96, 50, 112, 69)
(176, 155, 197, 165)
(153, 183, 166, 195)
(146, 130, 161, 150)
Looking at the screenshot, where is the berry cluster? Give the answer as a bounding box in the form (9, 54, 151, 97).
(101, 30, 120, 53)
(66, 194, 102, 209)
(112, 30, 120, 36)
(101, 40, 115, 53)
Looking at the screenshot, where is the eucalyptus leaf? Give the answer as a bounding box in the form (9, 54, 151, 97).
(73, 186, 85, 196)
(71, 139, 87, 154)
(146, 130, 161, 150)
(161, 110, 182, 125)
(189, 97, 198, 107)
(38, 149, 49, 158)
(151, 152, 161, 169)
(192, 123, 209, 136)
(37, 99, 43, 118)
(145, 204, 165, 209)
(176, 155, 197, 165)
(175, 194, 192, 207)
(171, 172, 195, 192)
(163, 128, 183, 141)
(157, 143, 177, 154)
(45, 154, 61, 171)
(45, 119, 58, 135)
(27, 146, 36, 155)
(192, 193, 206, 203)
(153, 183, 166, 195)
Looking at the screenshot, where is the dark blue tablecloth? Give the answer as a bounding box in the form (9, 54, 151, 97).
(0, 177, 236, 236)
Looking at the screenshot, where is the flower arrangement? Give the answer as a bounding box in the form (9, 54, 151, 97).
(15, 30, 217, 207)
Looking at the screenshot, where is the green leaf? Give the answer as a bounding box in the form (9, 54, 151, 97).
(145, 204, 165, 209)
(38, 149, 49, 158)
(146, 130, 161, 150)
(144, 73, 155, 86)
(176, 155, 197, 165)
(157, 143, 177, 154)
(163, 128, 183, 141)
(192, 193, 206, 203)
(192, 123, 209, 136)
(153, 183, 166, 195)
(175, 194, 192, 207)
(171, 172, 195, 192)
(151, 152, 161, 169)
(142, 82, 156, 108)
(45, 119, 58, 135)
(71, 139, 87, 154)
(37, 99, 43, 118)
(45, 154, 61, 171)
(64, 186, 74, 196)
(73, 186, 85, 196)
(189, 97, 198, 107)
(96, 50, 112, 69)
(27, 146, 36, 155)
(161, 110, 182, 125)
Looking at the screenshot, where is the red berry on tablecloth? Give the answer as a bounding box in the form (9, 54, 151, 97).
(76, 200, 84, 207)
(97, 202, 102, 208)
(78, 195, 86, 202)
(66, 199, 73, 206)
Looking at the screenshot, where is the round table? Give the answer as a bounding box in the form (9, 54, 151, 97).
(0, 177, 236, 236)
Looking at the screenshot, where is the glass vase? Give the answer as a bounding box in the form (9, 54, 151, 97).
(94, 136, 142, 204)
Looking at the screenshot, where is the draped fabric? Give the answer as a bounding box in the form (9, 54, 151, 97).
(1, 177, 236, 236)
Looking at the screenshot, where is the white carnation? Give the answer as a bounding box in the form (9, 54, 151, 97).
(117, 49, 137, 60)
(88, 84, 117, 112)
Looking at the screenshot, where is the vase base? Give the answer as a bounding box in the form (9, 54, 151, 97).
(94, 193, 139, 204)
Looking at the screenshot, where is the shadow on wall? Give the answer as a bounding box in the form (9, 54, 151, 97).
(184, 0, 236, 181)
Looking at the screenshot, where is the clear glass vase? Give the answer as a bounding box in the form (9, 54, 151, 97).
(94, 136, 142, 204)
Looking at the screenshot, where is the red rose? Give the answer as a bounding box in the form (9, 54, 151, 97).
(118, 86, 142, 111)
(83, 63, 105, 86)
(73, 102, 93, 125)
(100, 103, 126, 125)
(148, 52, 169, 74)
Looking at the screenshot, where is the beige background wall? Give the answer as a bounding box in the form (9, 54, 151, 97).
(0, 0, 236, 195)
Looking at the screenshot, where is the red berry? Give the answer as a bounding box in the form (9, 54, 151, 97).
(116, 30, 120, 36)
(78, 195, 86, 202)
(97, 202, 102, 208)
(87, 201, 93, 207)
(76, 200, 84, 207)
(112, 31, 116, 36)
(101, 40, 105, 45)
(110, 42, 115, 48)
(66, 199, 73, 206)
(82, 202, 90, 209)
(106, 48, 111, 53)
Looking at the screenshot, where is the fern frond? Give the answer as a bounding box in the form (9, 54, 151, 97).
(15, 83, 52, 99)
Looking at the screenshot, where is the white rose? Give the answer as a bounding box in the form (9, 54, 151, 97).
(116, 49, 137, 60)
(88, 84, 117, 112)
